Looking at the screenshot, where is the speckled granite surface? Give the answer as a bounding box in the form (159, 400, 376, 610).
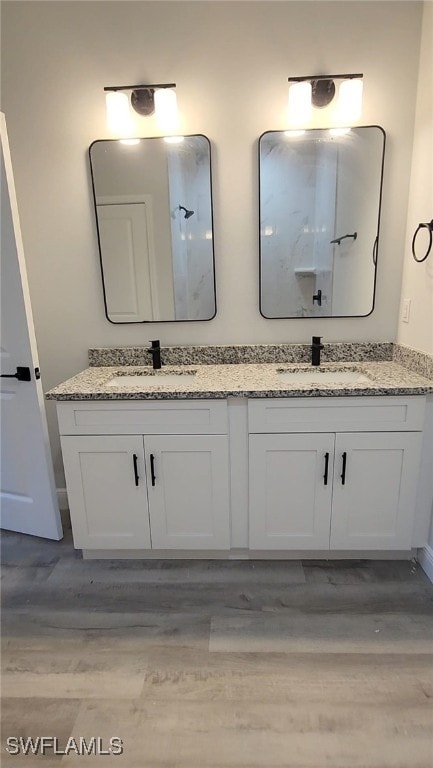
(46, 361, 433, 401)
(88, 342, 394, 367)
(393, 344, 433, 380)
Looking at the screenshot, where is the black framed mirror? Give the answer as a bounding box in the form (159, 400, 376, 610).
(89, 134, 216, 323)
(259, 126, 385, 318)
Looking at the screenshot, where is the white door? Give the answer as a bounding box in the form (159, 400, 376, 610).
(60, 435, 151, 550)
(146, 435, 230, 549)
(97, 202, 156, 322)
(249, 433, 334, 549)
(0, 114, 62, 540)
(330, 432, 422, 550)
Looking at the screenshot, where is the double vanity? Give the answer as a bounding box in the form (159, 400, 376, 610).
(47, 124, 431, 560)
(46, 342, 433, 559)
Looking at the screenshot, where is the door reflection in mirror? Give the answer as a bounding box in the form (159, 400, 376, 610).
(259, 126, 385, 318)
(89, 135, 216, 323)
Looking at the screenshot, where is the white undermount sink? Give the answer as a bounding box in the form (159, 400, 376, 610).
(277, 367, 372, 385)
(108, 370, 197, 387)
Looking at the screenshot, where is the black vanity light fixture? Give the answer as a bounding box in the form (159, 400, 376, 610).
(104, 83, 178, 136)
(287, 73, 363, 125)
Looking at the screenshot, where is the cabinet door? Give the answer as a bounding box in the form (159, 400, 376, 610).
(331, 432, 422, 550)
(146, 435, 230, 549)
(249, 434, 334, 549)
(61, 435, 151, 549)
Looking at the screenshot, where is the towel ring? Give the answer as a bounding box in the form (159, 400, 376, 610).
(412, 220, 433, 263)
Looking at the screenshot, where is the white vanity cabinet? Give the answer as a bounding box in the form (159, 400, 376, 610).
(58, 400, 230, 552)
(248, 397, 425, 552)
(60, 435, 151, 550)
(145, 434, 230, 549)
(249, 433, 334, 549)
(329, 432, 422, 550)
(57, 394, 427, 556)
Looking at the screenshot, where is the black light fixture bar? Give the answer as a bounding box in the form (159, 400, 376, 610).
(288, 73, 363, 83)
(104, 83, 176, 92)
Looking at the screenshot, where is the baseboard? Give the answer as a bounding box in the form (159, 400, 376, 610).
(56, 488, 69, 510)
(417, 545, 433, 583)
(83, 548, 416, 560)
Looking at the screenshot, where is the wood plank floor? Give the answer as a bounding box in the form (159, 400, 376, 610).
(1, 528, 432, 767)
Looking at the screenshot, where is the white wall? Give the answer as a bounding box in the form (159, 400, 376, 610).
(397, 1, 433, 356)
(394, 2, 433, 552)
(1, 1, 424, 481)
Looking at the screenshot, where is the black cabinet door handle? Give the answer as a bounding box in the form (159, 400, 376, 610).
(150, 453, 156, 486)
(132, 454, 139, 486)
(341, 452, 347, 485)
(1, 366, 31, 382)
(312, 289, 322, 306)
(323, 452, 329, 485)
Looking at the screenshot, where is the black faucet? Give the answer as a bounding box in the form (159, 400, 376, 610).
(311, 336, 324, 366)
(147, 339, 162, 370)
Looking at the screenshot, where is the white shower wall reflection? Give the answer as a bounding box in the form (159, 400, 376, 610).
(259, 127, 385, 318)
(89, 135, 216, 323)
(167, 141, 215, 320)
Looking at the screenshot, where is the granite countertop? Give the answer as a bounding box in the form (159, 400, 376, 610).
(46, 361, 433, 401)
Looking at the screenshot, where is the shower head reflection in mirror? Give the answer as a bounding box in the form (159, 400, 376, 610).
(178, 205, 195, 220)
